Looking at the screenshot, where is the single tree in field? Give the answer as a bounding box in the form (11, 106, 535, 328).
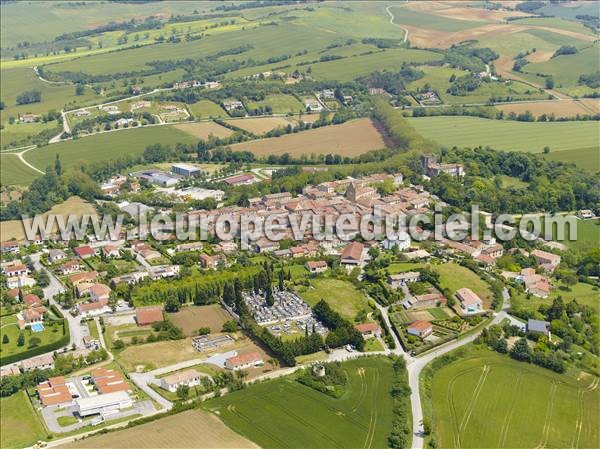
(17, 332, 25, 347)
(176, 384, 189, 400)
(2, 334, 9, 344)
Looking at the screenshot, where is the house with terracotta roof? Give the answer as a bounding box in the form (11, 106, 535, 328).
(18, 307, 46, 329)
(48, 249, 67, 263)
(225, 352, 263, 370)
(407, 320, 433, 339)
(59, 259, 82, 275)
(91, 367, 129, 394)
(69, 271, 98, 286)
(0, 241, 19, 254)
(89, 283, 111, 302)
(531, 249, 561, 272)
(340, 242, 365, 267)
(519, 268, 551, 298)
(23, 294, 42, 307)
(136, 306, 163, 326)
(2, 263, 30, 277)
(6, 275, 36, 289)
(73, 245, 96, 259)
(354, 322, 381, 339)
(37, 376, 73, 407)
(387, 271, 420, 288)
(160, 369, 203, 392)
(199, 253, 226, 269)
(456, 288, 483, 315)
(102, 244, 121, 258)
(21, 353, 54, 371)
(305, 260, 328, 274)
(78, 299, 110, 318)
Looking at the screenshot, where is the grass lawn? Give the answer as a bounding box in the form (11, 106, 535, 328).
(167, 304, 233, 336)
(203, 357, 395, 449)
(57, 415, 78, 427)
(0, 120, 58, 150)
(296, 278, 370, 321)
(387, 262, 426, 274)
(363, 337, 384, 352)
(435, 263, 493, 309)
(427, 348, 599, 449)
(407, 116, 599, 167)
(86, 320, 99, 340)
(0, 391, 47, 449)
(245, 94, 303, 114)
(0, 153, 42, 186)
(427, 308, 450, 320)
(0, 317, 66, 363)
(187, 100, 227, 119)
(512, 282, 600, 315)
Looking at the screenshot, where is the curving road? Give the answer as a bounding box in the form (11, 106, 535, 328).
(385, 4, 409, 43)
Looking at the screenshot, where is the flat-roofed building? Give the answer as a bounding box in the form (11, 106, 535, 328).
(171, 163, 203, 177)
(75, 391, 132, 417)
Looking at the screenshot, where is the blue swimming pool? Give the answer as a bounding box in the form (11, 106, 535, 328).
(31, 323, 44, 333)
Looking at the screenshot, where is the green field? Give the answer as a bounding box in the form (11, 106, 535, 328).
(435, 263, 493, 309)
(0, 391, 47, 449)
(188, 100, 227, 119)
(296, 278, 370, 321)
(524, 44, 600, 91)
(23, 125, 198, 173)
(0, 153, 43, 186)
(543, 146, 600, 171)
(387, 5, 488, 32)
(407, 116, 600, 169)
(428, 349, 599, 449)
(204, 357, 395, 449)
(512, 281, 600, 315)
(246, 94, 303, 115)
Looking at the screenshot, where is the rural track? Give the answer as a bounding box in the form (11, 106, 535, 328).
(570, 387, 585, 449)
(497, 372, 524, 449)
(385, 4, 408, 43)
(362, 370, 380, 449)
(535, 381, 558, 449)
(15, 146, 44, 174)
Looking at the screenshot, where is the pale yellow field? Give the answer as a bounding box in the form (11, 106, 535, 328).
(0, 195, 96, 241)
(230, 118, 387, 157)
(497, 99, 600, 118)
(60, 409, 260, 449)
(226, 116, 295, 135)
(174, 121, 234, 139)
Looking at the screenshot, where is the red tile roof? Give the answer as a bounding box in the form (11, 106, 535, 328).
(354, 322, 381, 334)
(341, 242, 364, 262)
(408, 320, 432, 332)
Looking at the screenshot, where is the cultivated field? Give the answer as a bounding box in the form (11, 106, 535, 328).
(187, 100, 227, 119)
(0, 152, 42, 186)
(245, 94, 303, 115)
(296, 278, 370, 321)
(174, 121, 234, 139)
(429, 350, 600, 449)
(167, 304, 233, 336)
(496, 98, 600, 118)
(407, 116, 600, 170)
(230, 118, 387, 157)
(0, 391, 47, 449)
(226, 117, 296, 135)
(0, 195, 96, 241)
(204, 357, 394, 449)
(23, 124, 198, 173)
(61, 409, 260, 449)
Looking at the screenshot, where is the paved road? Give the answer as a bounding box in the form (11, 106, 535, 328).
(31, 253, 88, 349)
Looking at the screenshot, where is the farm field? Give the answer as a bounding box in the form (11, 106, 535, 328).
(0, 195, 96, 241)
(0, 391, 47, 449)
(230, 118, 387, 157)
(0, 120, 58, 150)
(187, 100, 227, 119)
(204, 357, 395, 449)
(226, 116, 297, 135)
(245, 94, 303, 115)
(23, 124, 198, 173)
(407, 116, 600, 168)
(428, 349, 600, 449)
(543, 146, 600, 172)
(174, 121, 234, 139)
(0, 152, 42, 186)
(296, 278, 370, 321)
(167, 304, 233, 336)
(61, 409, 259, 449)
(496, 98, 600, 118)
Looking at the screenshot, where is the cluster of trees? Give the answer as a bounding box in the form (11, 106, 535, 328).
(579, 71, 600, 89)
(446, 74, 480, 96)
(443, 44, 498, 73)
(358, 64, 424, 96)
(426, 146, 600, 214)
(552, 45, 578, 58)
(388, 356, 412, 449)
(296, 361, 348, 398)
(16, 90, 42, 105)
(313, 299, 364, 350)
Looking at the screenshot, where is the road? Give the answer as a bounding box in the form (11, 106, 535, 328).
(30, 253, 87, 348)
(386, 4, 409, 43)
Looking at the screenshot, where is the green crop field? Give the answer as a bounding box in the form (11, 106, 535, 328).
(386, 5, 488, 32)
(204, 357, 395, 449)
(407, 116, 600, 168)
(245, 94, 303, 114)
(543, 146, 599, 171)
(296, 278, 370, 321)
(428, 349, 600, 449)
(524, 44, 600, 90)
(188, 100, 227, 119)
(23, 125, 197, 174)
(0, 391, 47, 449)
(0, 153, 43, 186)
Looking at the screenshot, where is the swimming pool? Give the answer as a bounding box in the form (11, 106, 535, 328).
(31, 323, 44, 333)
